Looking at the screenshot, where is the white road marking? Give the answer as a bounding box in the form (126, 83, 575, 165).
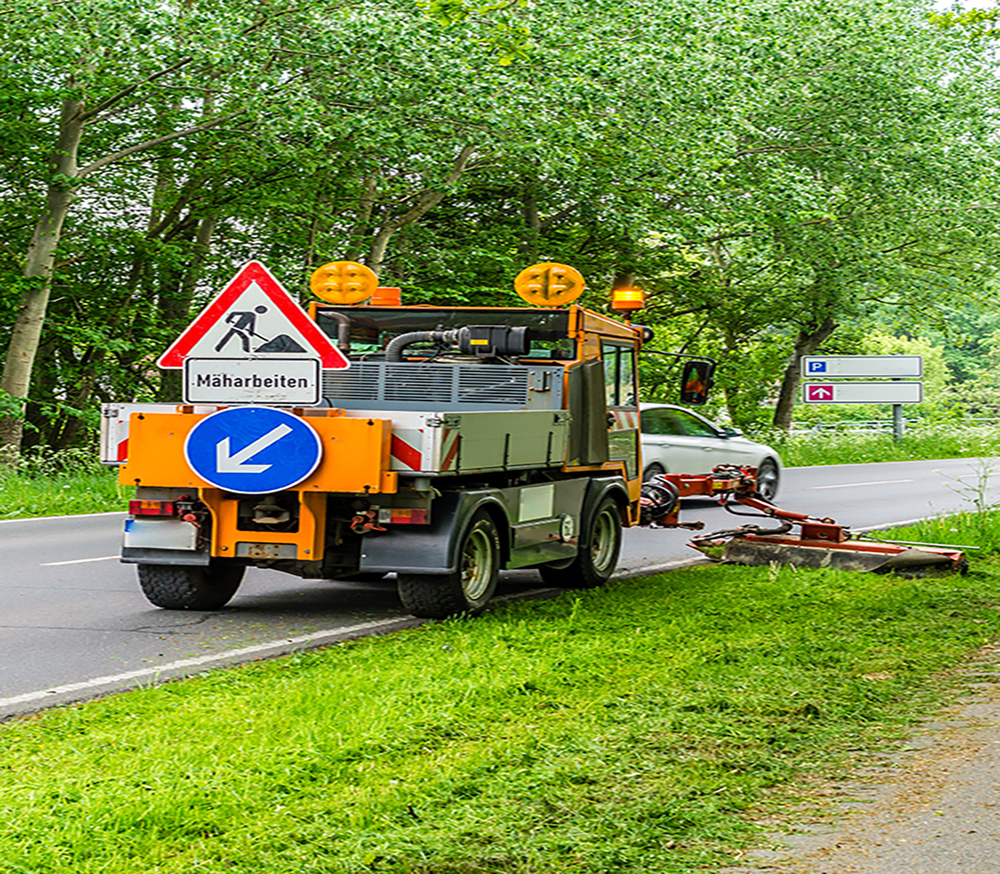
(40, 555, 120, 567)
(0, 617, 408, 711)
(811, 479, 914, 490)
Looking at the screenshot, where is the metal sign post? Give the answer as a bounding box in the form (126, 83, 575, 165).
(800, 356, 924, 440)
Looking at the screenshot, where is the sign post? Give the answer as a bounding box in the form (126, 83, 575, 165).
(893, 381, 906, 441)
(800, 356, 924, 440)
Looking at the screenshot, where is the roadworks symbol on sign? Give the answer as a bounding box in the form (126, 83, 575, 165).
(157, 261, 348, 370)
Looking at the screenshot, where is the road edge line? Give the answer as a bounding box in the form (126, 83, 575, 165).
(0, 616, 417, 712)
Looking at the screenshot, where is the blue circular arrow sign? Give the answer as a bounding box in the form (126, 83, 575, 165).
(184, 406, 323, 494)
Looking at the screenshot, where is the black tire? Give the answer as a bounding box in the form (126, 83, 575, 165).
(643, 462, 666, 483)
(397, 511, 501, 619)
(137, 560, 245, 610)
(539, 495, 623, 589)
(756, 458, 780, 502)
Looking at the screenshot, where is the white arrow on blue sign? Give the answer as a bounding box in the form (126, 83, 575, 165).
(184, 406, 323, 494)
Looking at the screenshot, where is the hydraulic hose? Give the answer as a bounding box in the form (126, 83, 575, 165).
(385, 330, 458, 362)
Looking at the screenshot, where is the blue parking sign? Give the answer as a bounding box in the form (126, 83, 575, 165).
(184, 406, 323, 494)
(808, 361, 827, 373)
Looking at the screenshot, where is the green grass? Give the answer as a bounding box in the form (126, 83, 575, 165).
(4, 515, 1000, 872)
(761, 422, 1000, 467)
(0, 447, 124, 519)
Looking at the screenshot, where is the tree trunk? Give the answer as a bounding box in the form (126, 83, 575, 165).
(520, 178, 540, 263)
(772, 317, 837, 431)
(344, 175, 377, 262)
(0, 98, 85, 453)
(155, 216, 217, 402)
(612, 270, 636, 289)
(366, 145, 476, 276)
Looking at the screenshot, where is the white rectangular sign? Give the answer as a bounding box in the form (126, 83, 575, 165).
(183, 357, 320, 405)
(801, 355, 923, 378)
(801, 382, 923, 404)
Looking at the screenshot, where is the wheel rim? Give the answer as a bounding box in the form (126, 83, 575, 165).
(757, 462, 778, 500)
(590, 508, 619, 573)
(461, 527, 495, 600)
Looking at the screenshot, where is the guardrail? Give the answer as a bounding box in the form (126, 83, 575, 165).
(790, 418, 1000, 434)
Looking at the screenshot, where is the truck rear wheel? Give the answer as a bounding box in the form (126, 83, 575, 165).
(137, 561, 245, 610)
(539, 495, 623, 589)
(397, 511, 500, 619)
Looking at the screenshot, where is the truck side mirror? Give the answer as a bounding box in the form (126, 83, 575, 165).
(680, 360, 714, 405)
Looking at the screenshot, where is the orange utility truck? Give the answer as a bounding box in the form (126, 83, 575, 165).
(101, 261, 703, 618)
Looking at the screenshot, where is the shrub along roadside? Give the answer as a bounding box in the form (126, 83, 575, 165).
(3, 516, 1000, 872)
(0, 447, 122, 518)
(764, 423, 1000, 467)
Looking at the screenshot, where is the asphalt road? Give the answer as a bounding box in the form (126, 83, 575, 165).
(2, 457, 998, 718)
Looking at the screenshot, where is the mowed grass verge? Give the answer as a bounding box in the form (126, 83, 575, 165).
(4, 527, 1000, 873)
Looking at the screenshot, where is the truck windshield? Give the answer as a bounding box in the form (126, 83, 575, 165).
(315, 307, 574, 359)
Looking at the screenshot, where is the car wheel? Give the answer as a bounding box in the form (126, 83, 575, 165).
(756, 458, 780, 501)
(643, 462, 665, 482)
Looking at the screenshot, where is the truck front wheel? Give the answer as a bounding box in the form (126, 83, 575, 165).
(539, 495, 623, 589)
(397, 511, 500, 619)
(137, 561, 245, 610)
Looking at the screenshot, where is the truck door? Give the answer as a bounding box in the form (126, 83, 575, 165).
(602, 340, 640, 481)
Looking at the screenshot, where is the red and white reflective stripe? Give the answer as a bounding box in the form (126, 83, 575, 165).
(612, 410, 639, 430)
(441, 429, 460, 471)
(390, 434, 423, 470)
(116, 438, 129, 462)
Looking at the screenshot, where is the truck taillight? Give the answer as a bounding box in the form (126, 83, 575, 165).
(129, 500, 177, 516)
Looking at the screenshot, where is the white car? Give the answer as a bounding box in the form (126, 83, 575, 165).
(639, 403, 782, 500)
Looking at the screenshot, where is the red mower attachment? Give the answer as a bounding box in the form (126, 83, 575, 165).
(640, 465, 968, 576)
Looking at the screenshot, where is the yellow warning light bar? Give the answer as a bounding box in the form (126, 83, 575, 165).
(610, 287, 645, 311)
(310, 261, 378, 304)
(514, 263, 584, 307)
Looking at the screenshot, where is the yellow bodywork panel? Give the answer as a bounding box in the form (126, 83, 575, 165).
(119, 410, 398, 561)
(119, 410, 396, 494)
(199, 487, 329, 561)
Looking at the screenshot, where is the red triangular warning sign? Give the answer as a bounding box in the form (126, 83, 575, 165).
(157, 261, 349, 369)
